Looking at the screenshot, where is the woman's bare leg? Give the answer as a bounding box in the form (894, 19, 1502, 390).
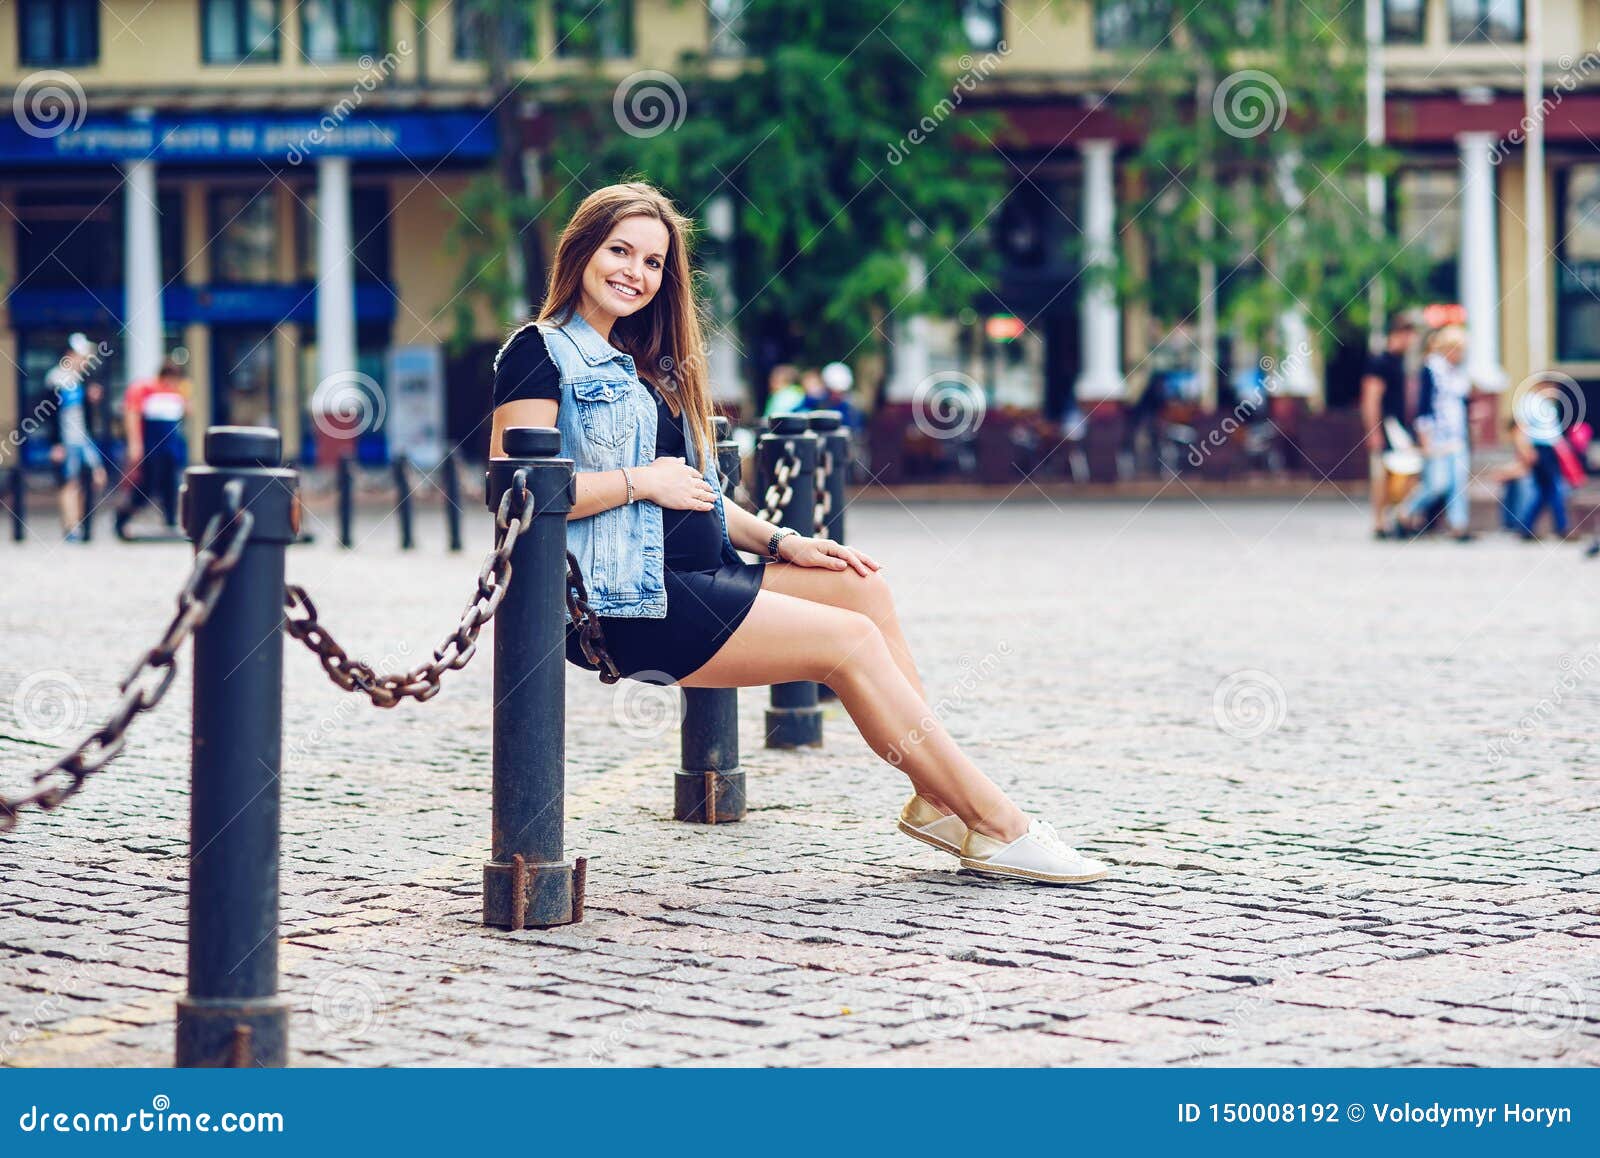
(756, 562, 971, 814)
(678, 588, 1027, 841)
(758, 562, 925, 698)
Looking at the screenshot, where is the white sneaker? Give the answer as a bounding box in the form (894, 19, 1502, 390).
(896, 794, 969, 857)
(958, 818, 1109, 884)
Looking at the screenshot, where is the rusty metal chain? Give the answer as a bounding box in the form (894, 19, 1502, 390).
(284, 469, 622, 702)
(814, 444, 833, 538)
(756, 439, 799, 525)
(1, 481, 254, 835)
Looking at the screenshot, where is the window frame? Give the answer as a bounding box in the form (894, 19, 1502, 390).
(1447, 0, 1523, 44)
(1383, 0, 1427, 44)
(959, 0, 1005, 53)
(201, 0, 283, 66)
(299, 0, 389, 64)
(1093, 0, 1172, 52)
(453, 0, 533, 61)
(17, 0, 100, 68)
(553, 0, 635, 60)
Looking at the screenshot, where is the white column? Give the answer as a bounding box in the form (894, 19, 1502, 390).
(1074, 138, 1126, 401)
(315, 155, 358, 395)
(1525, 5, 1549, 371)
(1457, 132, 1507, 389)
(1364, 0, 1387, 349)
(1273, 153, 1318, 396)
(704, 195, 743, 405)
(122, 158, 164, 382)
(887, 249, 931, 403)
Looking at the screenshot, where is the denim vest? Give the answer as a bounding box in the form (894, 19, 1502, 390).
(536, 311, 739, 618)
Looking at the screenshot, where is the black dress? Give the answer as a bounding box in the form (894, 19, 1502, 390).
(493, 327, 766, 683)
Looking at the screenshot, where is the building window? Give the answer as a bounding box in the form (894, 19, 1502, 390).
(300, 0, 387, 63)
(210, 187, 280, 283)
(13, 189, 121, 289)
(1384, 0, 1426, 43)
(554, 0, 633, 59)
(1396, 168, 1460, 303)
(1094, 1, 1171, 50)
(203, 0, 281, 64)
(18, 0, 99, 67)
(960, 0, 1003, 52)
(707, 0, 746, 58)
(1557, 166, 1600, 362)
(1448, 0, 1522, 43)
(295, 185, 391, 284)
(212, 327, 277, 429)
(454, 0, 533, 60)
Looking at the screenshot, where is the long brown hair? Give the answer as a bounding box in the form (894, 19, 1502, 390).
(535, 181, 713, 466)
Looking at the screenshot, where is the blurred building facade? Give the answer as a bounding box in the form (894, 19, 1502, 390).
(2, 1, 1597, 470)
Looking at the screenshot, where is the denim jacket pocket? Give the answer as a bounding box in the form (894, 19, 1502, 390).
(572, 377, 635, 450)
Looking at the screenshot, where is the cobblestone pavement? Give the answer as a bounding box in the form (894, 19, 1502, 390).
(3, 493, 1598, 1067)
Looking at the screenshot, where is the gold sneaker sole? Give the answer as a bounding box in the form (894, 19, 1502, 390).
(958, 857, 1109, 884)
(896, 818, 963, 857)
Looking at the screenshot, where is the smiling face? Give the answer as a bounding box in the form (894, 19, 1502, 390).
(578, 214, 670, 332)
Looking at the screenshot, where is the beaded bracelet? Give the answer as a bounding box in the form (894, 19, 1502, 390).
(620, 466, 635, 505)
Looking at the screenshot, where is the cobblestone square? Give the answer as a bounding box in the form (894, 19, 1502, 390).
(3, 495, 1598, 1067)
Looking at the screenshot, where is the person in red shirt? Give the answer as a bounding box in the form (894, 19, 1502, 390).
(114, 359, 190, 537)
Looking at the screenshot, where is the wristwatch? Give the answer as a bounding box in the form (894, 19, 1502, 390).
(766, 527, 799, 560)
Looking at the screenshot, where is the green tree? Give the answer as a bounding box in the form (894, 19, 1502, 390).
(1110, 1, 1426, 375)
(452, 0, 1013, 396)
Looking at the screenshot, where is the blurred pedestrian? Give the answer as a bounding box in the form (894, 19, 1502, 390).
(763, 363, 805, 417)
(114, 357, 191, 538)
(1362, 311, 1417, 539)
(1393, 325, 1474, 542)
(815, 361, 862, 432)
(46, 333, 107, 543)
(1512, 378, 1578, 540)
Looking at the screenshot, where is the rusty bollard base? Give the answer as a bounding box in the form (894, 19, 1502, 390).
(483, 854, 586, 930)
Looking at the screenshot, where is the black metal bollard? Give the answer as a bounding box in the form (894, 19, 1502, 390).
(442, 449, 463, 553)
(806, 411, 850, 545)
(677, 416, 745, 823)
(393, 454, 414, 550)
(77, 460, 95, 541)
(762, 414, 824, 748)
(6, 467, 23, 541)
(483, 427, 584, 929)
(337, 456, 353, 549)
(175, 426, 297, 1068)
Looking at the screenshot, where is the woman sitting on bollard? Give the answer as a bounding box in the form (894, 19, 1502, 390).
(488, 182, 1106, 886)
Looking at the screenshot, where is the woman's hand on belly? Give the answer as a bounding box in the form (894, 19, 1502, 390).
(638, 456, 717, 510)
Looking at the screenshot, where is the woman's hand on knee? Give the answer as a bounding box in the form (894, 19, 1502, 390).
(778, 535, 879, 575)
